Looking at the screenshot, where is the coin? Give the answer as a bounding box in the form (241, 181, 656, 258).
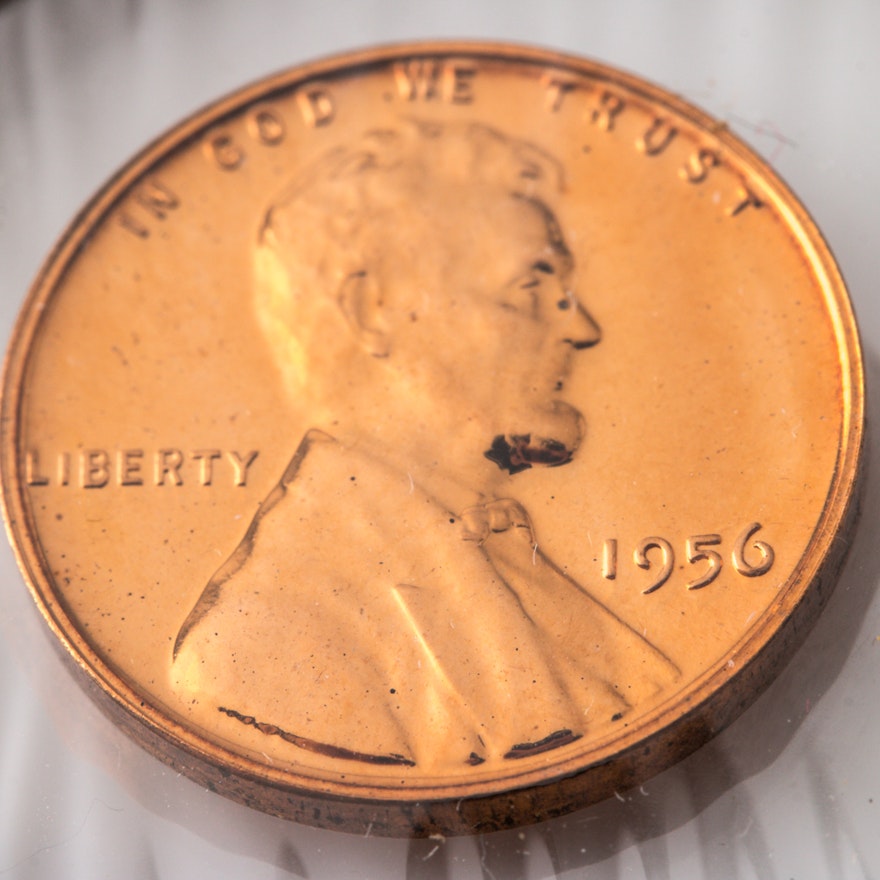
(0, 42, 863, 836)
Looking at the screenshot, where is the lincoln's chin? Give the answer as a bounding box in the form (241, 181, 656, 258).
(485, 400, 585, 475)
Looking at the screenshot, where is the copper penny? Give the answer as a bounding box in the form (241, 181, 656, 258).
(0, 43, 864, 836)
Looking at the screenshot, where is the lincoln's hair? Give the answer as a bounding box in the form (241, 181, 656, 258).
(253, 120, 566, 390)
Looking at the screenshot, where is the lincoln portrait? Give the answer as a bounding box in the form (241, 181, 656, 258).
(171, 120, 679, 774)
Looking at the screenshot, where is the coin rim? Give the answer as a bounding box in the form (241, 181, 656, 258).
(0, 40, 865, 835)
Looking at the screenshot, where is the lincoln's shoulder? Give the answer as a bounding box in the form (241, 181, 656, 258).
(276, 428, 338, 486)
(269, 430, 455, 534)
(277, 429, 414, 494)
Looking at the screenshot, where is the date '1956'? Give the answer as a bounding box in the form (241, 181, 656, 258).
(601, 522, 775, 593)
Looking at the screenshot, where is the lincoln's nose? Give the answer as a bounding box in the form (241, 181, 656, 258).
(558, 299, 601, 349)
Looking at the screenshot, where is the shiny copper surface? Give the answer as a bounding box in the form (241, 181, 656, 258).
(0, 43, 864, 836)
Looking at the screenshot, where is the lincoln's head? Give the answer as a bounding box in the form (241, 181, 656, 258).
(254, 120, 600, 489)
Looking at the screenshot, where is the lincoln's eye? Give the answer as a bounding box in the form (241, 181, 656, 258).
(557, 298, 571, 310)
(533, 260, 554, 274)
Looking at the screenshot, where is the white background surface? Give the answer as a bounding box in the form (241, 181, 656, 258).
(1, 1, 878, 878)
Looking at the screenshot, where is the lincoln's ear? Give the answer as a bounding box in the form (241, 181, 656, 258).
(336, 270, 390, 358)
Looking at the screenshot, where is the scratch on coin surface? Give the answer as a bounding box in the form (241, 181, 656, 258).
(110, 344, 129, 367)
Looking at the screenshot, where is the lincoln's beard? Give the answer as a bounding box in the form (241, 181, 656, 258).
(484, 400, 585, 476)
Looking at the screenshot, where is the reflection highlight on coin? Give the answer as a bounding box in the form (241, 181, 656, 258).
(0, 43, 863, 835)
